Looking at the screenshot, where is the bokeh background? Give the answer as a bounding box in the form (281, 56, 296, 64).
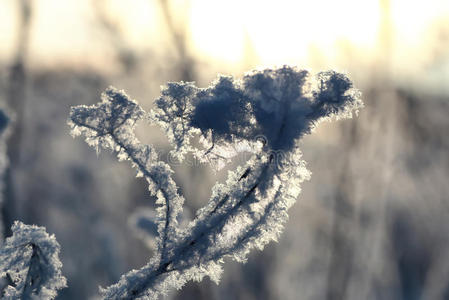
(1, 0, 449, 299)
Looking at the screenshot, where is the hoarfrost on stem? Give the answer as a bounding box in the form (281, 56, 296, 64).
(0, 221, 66, 299)
(69, 66, 363, 299)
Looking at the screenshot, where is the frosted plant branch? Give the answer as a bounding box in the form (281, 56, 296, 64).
(69, 66, 363, 299)
(69, 88, 184, 262)
(0, 221, 66, 299)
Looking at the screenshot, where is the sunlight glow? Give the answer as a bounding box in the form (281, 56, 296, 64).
(189, 0, 380, 65)
(0, 0, 448, 73)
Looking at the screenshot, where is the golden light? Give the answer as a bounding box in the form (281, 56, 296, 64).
(0, 0, 448, 73)
(189, 0, 381, 66)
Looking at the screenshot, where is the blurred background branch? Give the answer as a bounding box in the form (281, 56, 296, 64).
(3, 0, 33, 238)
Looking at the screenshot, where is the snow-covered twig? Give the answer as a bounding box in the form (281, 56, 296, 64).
(0, 221, 66, 299)
(69, 66, 363, 299)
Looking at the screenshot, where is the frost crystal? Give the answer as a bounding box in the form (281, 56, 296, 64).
(0, 221, 66, 299)
(69, 66, 362, 299)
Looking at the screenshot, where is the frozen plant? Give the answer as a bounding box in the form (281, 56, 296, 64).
(69, 66, 363, 299)
(0, 102, 66, 300)
(0, 221, 66, 299)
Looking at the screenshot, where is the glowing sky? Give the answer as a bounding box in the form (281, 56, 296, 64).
(1, 0, 448, 73)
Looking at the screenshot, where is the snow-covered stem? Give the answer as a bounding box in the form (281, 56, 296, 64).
(69, 66, 363, 299)
(69, 88, 184, 262)
(0, 221, 66, 299)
